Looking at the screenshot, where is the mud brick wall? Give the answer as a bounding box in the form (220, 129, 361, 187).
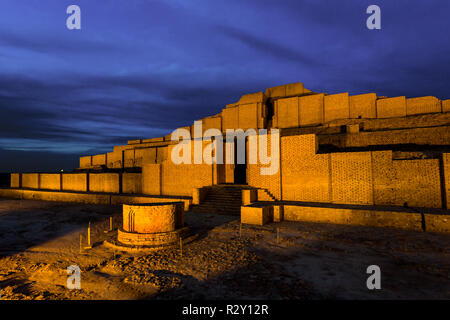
(406, 96, 441, 115)
(221, 106, 239, 132)
(281, 134, 331, 202)
(22, 173, 39, 189)
(324, 93, 350, 122)
(10, 173, 21, 188)
(443, 100, 450, 112)
(265, 83, 305, 98)
(156, 146, 168, 163)
(349, 93, 377, 119)
(62, 173, 88, 192)
(376, 96, 407, 118)
(247, 134, 281, 200)
(161, 162, 213, 197)
(372, 151, 441, 208)
(79, 156, 92, 168)
(342, 126, 450, 148)
(128, 139, 142, 145)
(202, 115, 222, 136)
(442, 153, 450, 209)
(40, 174, 61, 190)
(275, 97, 299, 129)
(122, 173, 142, 194)
(142, 164, 161, 195)
(331, 152, 373, 205)
(92, 154, 106, 166)
(238, 103, 258, 130)
(299, 93, 325, 126)
(106, 150, 123, 169)
(134, 148, 156, 167)
(124, 149, 135, 168)
(89, 173, 120, 193)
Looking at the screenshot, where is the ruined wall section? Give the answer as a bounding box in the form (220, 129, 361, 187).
(246, 133, 281, 200)
(331, 152, 373, 205)
(372, 151, 441, 208)
(444, 153, 450, 209)
(281, 134, 331, 202)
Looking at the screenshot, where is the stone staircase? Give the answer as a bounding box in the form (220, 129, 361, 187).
(190, 185, 253, 215)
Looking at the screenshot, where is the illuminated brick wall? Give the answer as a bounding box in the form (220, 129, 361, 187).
(376, 96, 407, 118)
(107, 150, 123, 168)
(89, 173, 120, 193)
(406, 96, 441, 115)
(372, 151, 441, 208)
(299, 93, 325, 126)
(135, 148, 156, 167)
(79, 156, 92, 168)
(349, 93, 376, 119)
(444, 153, 450, 209)
(22, 173, 39, 189)
(92, 154, 106, 166)
(275, 97, 299, 129)
(247, 133, 281, 200)
(142, 164, 161, 195)
(40, 173, 61, 191)
(10, 173, 21, 188)
(161, 162, 213, 196)
(122, 173, 142, 194)
(324, 92, 350, 122)
(280, 134, 331, 202)
(62, 173, 88, 192)
(331, 152, 373, 205)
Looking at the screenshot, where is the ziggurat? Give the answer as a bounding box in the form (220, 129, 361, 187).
(2, 82, 449, 232)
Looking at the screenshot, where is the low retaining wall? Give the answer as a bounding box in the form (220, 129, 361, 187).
(0, 188, 192, 210)
(240, 203, 450, 233)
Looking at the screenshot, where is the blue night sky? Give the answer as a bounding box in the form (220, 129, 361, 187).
(0, 0, 449, 172)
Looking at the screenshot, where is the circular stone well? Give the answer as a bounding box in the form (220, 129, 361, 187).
(106, 202, 194, 251)
(122, 202, 184, 234)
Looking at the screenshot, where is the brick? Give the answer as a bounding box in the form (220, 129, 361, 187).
(406, 96, 441, 115)
(331, 152, 373, 205)
(442, 100, 450, 112)
(22, 173, 39, 189)
(142, 164, 161, 195)
(122, 173, 142, 194)
(283, 205, 423, 231)
(40, 173, 61, 190)
(276, 97, 299, 128)
(299, 93, 324, 126)
(10, 173, 21, 188)
(89, 173, 120, 193)
(324, 92, 349, 122)
(377, 96, 406, 118)
(349, 93, 376, 118)
(79, 156, 92, 168)
(281, 135, 330, 202)
(221, 106, 239, 132)
(238, 103, 258, 129)
(92, 154, 106, 166)
(241, 206, 273, 225)
(62, 174, 88, 192)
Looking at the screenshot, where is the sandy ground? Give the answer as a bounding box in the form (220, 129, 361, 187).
(0, 198, 448, 300)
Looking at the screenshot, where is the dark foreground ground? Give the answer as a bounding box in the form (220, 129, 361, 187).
(0, 199, 448, 300)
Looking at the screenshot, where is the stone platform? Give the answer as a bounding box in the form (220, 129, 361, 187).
(105, 202, 194, 251)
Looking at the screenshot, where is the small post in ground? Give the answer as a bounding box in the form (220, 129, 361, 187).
(179, 237, 183, 258)
(85, 222, 92, 249)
